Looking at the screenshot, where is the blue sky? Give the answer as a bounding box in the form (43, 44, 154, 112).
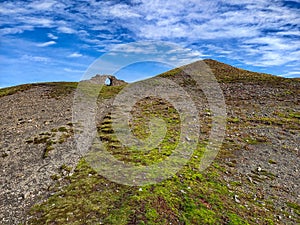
(0, 0, 299, 88)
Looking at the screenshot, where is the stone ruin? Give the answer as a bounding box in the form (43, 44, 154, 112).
(88, 75, 127, 86)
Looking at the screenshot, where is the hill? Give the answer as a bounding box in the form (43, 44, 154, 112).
(0, 60, 299, 224)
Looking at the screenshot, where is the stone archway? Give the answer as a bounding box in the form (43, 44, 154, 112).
(88, 74, 127, 86)
(105, 77, 112, 86)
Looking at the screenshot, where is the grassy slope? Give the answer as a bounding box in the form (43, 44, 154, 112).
(0, 82, 78, 98)
(160, 59, 299, 85)
(3, 61, 299, 224)
(29, 94, 254, 225)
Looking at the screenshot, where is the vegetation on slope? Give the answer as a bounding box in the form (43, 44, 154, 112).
(28, 88, 288, 225)
(0, 82, 78, 98)
(159, 59, 300, 85)
(2, 60, 298, 224)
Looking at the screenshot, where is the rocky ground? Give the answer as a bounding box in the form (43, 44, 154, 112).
(0, 60, 299, 224)
(0, 84, 79, 224)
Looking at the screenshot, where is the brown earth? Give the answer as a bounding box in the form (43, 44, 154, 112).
(0, 60, 299, 224)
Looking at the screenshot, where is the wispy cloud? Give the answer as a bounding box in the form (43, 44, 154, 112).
(103, 41, 205, 71)
(47, 33, 58, 40)
(29, 0, 57, 10)
(21, 54, 49, 62)
(36, 41, 56, 47)
(281, 71, 300, 78)
(68, 52, 83, 58)
(57, 26, 76, 34)
(0, 26, 34, 35)
(108, 3, 141, 19)
(64, 68, 85, 73)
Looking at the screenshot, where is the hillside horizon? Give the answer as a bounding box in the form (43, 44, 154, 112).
(1, 59, 299, 91)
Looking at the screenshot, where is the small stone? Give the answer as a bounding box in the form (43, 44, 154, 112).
(234, 195, 240, 203)
(185, 136, 191, 142)
(247, 176, 253, 183)
(23, 192, 30, 199)
(277, 215, 282, 220)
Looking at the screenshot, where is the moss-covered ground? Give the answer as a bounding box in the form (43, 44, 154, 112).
(28, 88, 282, 225)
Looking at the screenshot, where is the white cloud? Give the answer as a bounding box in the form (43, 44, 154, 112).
(36, 41, 56, 47)
(30, 0, 56, 10)
(108, 4, 141, 18)
(244, 37, 299, 51)
(1, 0, 299, 43)
(47, 33, 58, 39)
(0, 26, 34, 35)
(1, 0, 298, 47)
(21, 17, 54, 27)
(64, 68, 85, 73)
(57, 26, 76, 34)
(281, 71, 300, 78)
(238, 49, 299, 67)
(21, 55, 49, 62)
(103, 42, 204, 69)
(277, 31, 300, 36)
(237, 35, 300, 67)
(0, 2, 27, 14)
(68, 52, 83, 58)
